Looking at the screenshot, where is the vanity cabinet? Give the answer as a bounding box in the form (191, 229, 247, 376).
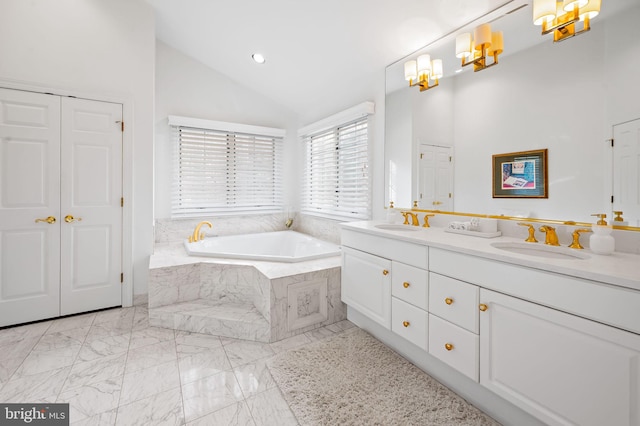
(341, 246, 391, 328)
(480, 289, 640, 426)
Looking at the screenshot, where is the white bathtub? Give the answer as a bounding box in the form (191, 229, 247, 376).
(184, 230, 341, 262)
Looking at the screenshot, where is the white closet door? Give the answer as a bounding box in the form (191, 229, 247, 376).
(60, 97, 122, 315)
(613, 119, 640, 227)
(0, 88, 61, 327)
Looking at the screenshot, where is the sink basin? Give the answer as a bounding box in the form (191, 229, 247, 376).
(375, 224, 420, 232)
(490, 242, 590, 260)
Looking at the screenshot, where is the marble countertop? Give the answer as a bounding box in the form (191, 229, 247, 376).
(341, 221, 640, 292)
(151, 242, 341, 280)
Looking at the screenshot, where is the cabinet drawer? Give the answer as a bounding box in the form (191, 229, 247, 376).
(392, 297, 428, 351)
(429, 314, 479, 382)
(392, 261, 428, 310)
(341, 228, 428, 269)
(429, 272, 479, 333)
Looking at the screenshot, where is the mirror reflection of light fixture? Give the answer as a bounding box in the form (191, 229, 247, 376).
(455, 23, 503, 72)
(533, 0, 601, 42)
(404, 54, 443, 92)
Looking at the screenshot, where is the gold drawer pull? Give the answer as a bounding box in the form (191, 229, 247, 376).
(383, 269, 389, 276)
(445, 343, 454, 351)
(403, 282, 410, 288)
(445, 297, 454, 305)
(479, 303, 488, 312)
(402, 321, 410, 328)
(35, 216, 56, 224)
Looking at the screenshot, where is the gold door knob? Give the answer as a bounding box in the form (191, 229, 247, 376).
(382, 270, 389, 276)
(35, 216, 56, 224)
(444, 343, 454, 351)
(479, 303, 488, 312)
(402, 321, 410, 328)
(445, 297, 454, 305)
(403, 282, 410, 288)
(64, 215, 82, 223)
(433, 201, 442, 206)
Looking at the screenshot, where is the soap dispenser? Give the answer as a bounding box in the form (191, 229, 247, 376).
(386, 201, 398, 224)
(589, 214, 615, 255)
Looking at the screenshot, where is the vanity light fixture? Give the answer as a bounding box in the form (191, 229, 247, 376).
(403, 54, 443, 92)
(532, 0, 601, 42)
(455, 23, 503, 72)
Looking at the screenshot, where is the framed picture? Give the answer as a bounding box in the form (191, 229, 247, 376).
(492, 149, 548, 198)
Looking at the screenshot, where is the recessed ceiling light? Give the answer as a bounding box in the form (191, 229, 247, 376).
(252, 53, 266, 64)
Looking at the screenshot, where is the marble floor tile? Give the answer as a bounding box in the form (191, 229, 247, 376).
(85, 317, 135, 342)
(58, 377, 122, 422)
(245, 388, 299, 426)
(178, 344, 231, 384)
(62, 352, 127, 392)
(0, 366, 71, 403)
(182, 371, 244, 422)
(303, 325, 336, 342)
(0, 336, 40, 382)
(46, 313, 95, 334)
(268, 333, 312, 354)
(14, 343, 82, 378)
(0, 320, 51, 346)
(223, 340, 275, 368)
(129, 326, 175, 350)
(233, 358, 277, 399)
(93, 307, 135, 325)
(125, 339, 177, 374)
(120, 360, 181, 405)
(175, 330, 223, 349)
(116, 387, 184, 426)
(326, 319, 355, 333)
(33, 326, 90, 351)
(186, 401, 256, 426)
(70, 408, 117, 426)
(76, 333, 131, 363)
(132, 306, 150, 331)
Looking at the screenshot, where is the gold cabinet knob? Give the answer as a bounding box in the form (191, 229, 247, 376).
(64, 215, 82, 223)
(403, 282, 410, 288)
(479, 303, 488, 312)
(382, 270, 389, 276)
(35, 216, 56, 224)
(444, 343, 454, 351)
(402, 321, 410, 328)
(445, 297, 454, 305)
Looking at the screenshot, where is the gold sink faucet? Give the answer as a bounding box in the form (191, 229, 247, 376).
(422, 214, 435, 228)
(539, 225, 560, 246)
(189, 221, 212, 243)
(401, 211, 420, 226)
(517, 222, 538, 243)
(568, 228, 592, 249)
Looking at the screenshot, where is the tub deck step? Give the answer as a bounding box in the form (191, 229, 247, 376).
(149, 299, 271, 342)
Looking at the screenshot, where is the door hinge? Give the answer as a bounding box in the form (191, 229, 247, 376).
(121, 197, 124, 207)
(449, 193, 452, 198)
(611, 195, 614, 203)
(120, 273, 124, 283)
(116, 120, 124, 132)
(420, 153, 424, 159)
(449, 156, 452, 162)
(609, 138, 614, 147)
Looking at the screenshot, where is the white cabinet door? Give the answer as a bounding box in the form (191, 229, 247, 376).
(60, 97, 122, 315)
(341, 246, 391, 328)
(0, 88, 61, 327)
(480, 289, 640, 426)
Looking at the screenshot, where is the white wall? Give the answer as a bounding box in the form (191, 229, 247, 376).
(0, 0, 155, 297)
(154, 41, 300, 219)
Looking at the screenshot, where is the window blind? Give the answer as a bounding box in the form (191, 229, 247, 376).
(172, 126, 283, 218)
(301, 116, 370, 220)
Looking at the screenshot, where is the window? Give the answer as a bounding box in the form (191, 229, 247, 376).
(169, 116, 284, 218)
(301, 106, 371, 220)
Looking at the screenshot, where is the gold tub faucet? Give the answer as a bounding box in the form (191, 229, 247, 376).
(189, 221, 212, 243)
(539, 225, 560, 246)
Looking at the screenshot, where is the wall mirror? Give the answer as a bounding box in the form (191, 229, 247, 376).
(384, 0, 640, 227)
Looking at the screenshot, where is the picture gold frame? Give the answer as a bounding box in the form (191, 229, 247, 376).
(492, 149, 548, 198)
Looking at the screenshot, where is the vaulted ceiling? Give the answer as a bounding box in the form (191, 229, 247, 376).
(146, 0, 634, 123)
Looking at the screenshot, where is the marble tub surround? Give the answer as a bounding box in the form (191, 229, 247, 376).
(148, 242, 345, 343)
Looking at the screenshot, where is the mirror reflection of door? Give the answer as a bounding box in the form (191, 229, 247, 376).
(417, 144, 453, 210)
(613, 119, 640, 227)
